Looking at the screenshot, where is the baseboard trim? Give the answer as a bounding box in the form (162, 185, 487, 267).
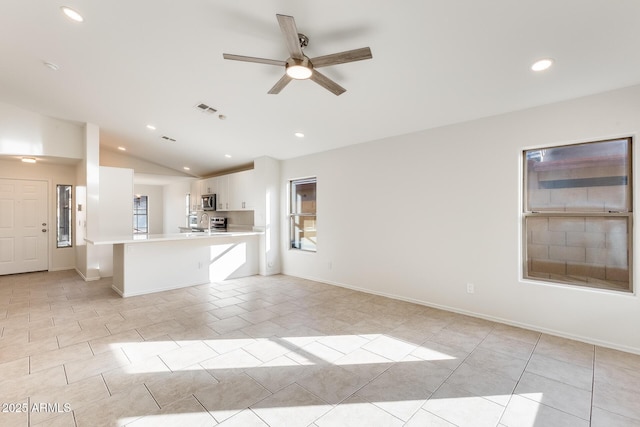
(284, 272, 640, 356)
(74, 268, 101, 282)
(114, 280, 210, 298)
(48, 266, 75, 272)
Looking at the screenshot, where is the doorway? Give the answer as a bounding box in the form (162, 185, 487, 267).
(0, 179, 48, 275)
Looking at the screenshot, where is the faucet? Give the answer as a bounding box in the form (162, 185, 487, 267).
(200, 212, 210, 234)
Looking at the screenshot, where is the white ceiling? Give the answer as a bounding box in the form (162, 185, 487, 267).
(1, 1, 639, 177)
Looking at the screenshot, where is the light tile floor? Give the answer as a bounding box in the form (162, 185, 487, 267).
(1, 270, 639, 426)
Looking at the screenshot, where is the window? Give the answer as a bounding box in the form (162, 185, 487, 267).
(133, 195, 148, 234)
(56, 184, 72, 248)
(523, 137, 632, 292)
(290, 177, 317, 251)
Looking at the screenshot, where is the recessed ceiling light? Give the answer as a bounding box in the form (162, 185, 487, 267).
(531, 58, 554, 72)
(224, 154, 232, 158)
(117, 146, 126, 151)
(43, 61, 59, 71)
(21, 157, 37, 163)
(183, 166, 190, 171)
(294, 132, 305, 138)
(146, 124, 156, 130)
(60, 6, 84, 22)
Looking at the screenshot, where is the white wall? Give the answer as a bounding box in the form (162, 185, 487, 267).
(163, 180, 191, 233)
(0, 102, 83, 159)
(73, 123, 105, 281)
(97, 166, 134, 277)
(101, 148, 193, 177)
(254, 156, 281, 275)
(134, 184, 164, 235)
(0, 102, 84, 273)
(0, 159, 78, 271)
(280, 84, 640, 354)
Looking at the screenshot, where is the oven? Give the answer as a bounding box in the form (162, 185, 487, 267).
(210, 217, 227, 230)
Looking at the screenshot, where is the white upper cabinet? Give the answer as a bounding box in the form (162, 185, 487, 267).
(216, 175, 229, 211)
(229, 169, 255, 211)
(190, 179, 202, 211)
(202, 178, 217, 195)
(211, 169, 255, 211)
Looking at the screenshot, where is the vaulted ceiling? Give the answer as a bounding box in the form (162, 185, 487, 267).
(1, 1, 639, 177)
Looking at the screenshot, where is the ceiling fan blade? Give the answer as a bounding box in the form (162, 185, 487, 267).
(309, 70, 346, 96)
(310, 47, 373, 68)
(223, 53, 286, 67)
(268, 74, 293, 94)
(276, 14, 304, 60)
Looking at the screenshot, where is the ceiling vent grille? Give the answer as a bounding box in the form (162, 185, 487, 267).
(161, 135, 176, 142)
(196, 103, 218, 114)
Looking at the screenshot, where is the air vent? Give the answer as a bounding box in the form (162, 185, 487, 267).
(196, 103, 218, 114)
(161, 135, 176, 142)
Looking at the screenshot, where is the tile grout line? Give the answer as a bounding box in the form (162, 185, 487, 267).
(511, 335, 594, 423)
(143, 383, 161, 410)
(420, 321, 494, 419)
(496, 331, 542, 425)
(247, 407, 271, 427)
(589, 345, 596, 425)
(100, 373, 113, 397)
(190, 392, 217, 423)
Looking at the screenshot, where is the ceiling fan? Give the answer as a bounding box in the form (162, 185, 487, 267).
(223, 14, 373, 96)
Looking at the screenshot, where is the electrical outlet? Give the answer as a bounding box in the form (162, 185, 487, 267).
(466, 283, 475, 294)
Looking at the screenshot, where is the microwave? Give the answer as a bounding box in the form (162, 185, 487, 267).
(201, 194, 217, 211)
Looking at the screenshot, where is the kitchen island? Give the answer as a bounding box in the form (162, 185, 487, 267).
(86, 230, 262, 297)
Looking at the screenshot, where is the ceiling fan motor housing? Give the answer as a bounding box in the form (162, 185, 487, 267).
(298, 33, 309, 49)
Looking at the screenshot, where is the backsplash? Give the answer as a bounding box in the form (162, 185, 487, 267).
(223, 210, 254, 228)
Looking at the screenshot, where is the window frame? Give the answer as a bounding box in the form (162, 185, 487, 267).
(522, 137, 633, 293)
(133, 195, 149, 235)
(56, 184, 73, 248)
(289, 177, 317, 252)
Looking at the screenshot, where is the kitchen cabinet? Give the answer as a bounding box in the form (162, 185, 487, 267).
(216, 174, 229, 210)
(214, 169, 255, 211)
(202, 177, 217, 195)
(190, 180, 202, 211)
(190, 178, 219, 211)
(229, 169, 255, 210)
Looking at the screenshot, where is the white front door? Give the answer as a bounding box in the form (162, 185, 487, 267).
(0, 179, 48, 275)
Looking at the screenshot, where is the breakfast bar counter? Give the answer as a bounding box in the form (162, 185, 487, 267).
(87, 230, 262, 297)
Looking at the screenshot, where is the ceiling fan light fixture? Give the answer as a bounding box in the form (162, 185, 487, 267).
(285, 57, 313, 80)
(531, 58, 554, 72)
(60, 6, 84, 22)
(286, 64, 312, 79)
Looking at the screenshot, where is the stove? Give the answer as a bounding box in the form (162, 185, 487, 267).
(210, 217, 227, 230)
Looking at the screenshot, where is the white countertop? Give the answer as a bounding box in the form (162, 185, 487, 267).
(86, 229, 263, 245)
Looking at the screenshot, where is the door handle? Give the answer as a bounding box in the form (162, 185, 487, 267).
(42, 229, 47, 232)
